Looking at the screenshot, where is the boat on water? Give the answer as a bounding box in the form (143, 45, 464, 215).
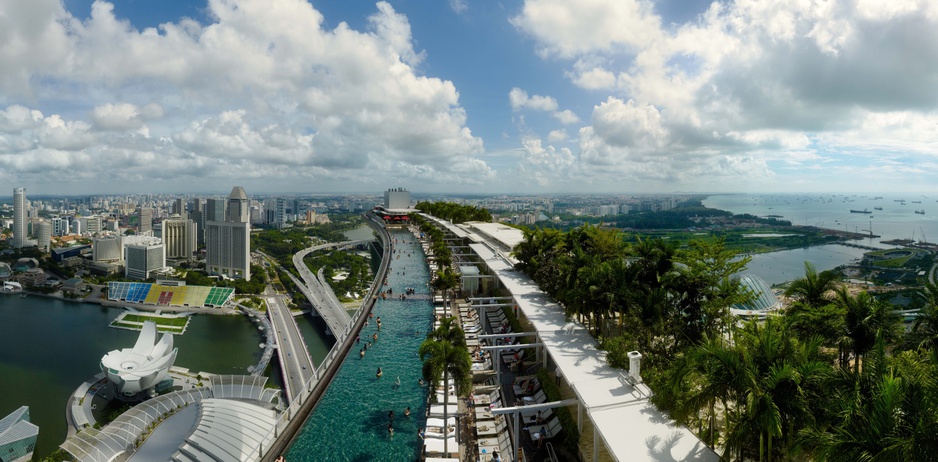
(850, 209, 872, 214)
(874, 207, 883, 210)
(916, 209, 925, 215)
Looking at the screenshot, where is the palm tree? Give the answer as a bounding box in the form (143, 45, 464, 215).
(432, 267, 459, 314)
(419, 317, 472, 456)
(906, 281, 938, 358)
(670, 335, 750, 451)
(797, 346, 938, 461)
(785, 262, 839, 309)
(834, 287, 901, 373)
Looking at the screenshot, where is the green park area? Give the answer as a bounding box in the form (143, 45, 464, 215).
(864, 248, 929, 268)
(109, 313, 191, 334)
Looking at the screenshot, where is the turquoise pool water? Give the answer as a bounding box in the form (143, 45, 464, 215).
(287, 228, 435, 461)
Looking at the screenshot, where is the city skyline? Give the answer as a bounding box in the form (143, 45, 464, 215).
(3, 1, 938, 195)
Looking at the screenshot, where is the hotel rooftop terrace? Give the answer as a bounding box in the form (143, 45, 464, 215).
(425, 215, 718, 462)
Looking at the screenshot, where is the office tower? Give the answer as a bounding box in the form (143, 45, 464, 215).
(189, 198, 204, 244)
(84, 215, 103, 234)
(93, 236, 123, 262)
(124, 242, 165, 280)
(384, 187, 410, 209)
(0, 406, 39, 461)
(138, 207, 153, 235)
(206, 187, 251, 280)
(226, 187, 249, 223)
(13, 188, 26, 248)
(173, 198, 185, 216)
(37, 220, 51, 251)
(162, 215, 197, 259)
(206, 198, 226, 223)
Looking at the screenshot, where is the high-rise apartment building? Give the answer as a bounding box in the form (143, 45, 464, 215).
(162, 215, 197, 259)
(51, 216, 70, 236)
(83, 215, 103, 234)
(13, 188, 26, 248)
(137, 207, 153, 235)
(205, 187, 251, 280)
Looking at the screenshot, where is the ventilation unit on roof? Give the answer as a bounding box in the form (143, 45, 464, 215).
(628, 351, 643, 384)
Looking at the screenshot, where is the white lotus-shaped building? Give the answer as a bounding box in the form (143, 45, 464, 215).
(101, 321, 177, 396)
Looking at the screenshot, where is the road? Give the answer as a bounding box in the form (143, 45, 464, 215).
(266, 294, 315, 404)
(291, 241, 369, 335)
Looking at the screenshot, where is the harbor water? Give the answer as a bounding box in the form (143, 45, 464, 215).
(705, 194, 938, 285)
(0, 297, 267, 459)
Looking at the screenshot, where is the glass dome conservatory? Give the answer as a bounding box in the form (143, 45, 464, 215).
(733, 274, 780, 312)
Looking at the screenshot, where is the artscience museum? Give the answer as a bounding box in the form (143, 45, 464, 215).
(100, 321, 177, 398)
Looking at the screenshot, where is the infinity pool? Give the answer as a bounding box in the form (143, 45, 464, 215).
(287, 228, 435, 461)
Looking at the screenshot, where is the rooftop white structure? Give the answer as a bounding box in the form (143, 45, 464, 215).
(62, 375, 279, 462)
(100, 321, 177, 396)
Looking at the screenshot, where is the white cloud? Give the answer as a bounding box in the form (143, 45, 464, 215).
(547, 129, 567, 142)
(509, 87, 558, 112)
(449, 0, 468, 14)
(570, 66, 617, 90)
(552, 110, 579, 125)
(91, 102, 164, 131)
(510, 0, 663, 59)
(511, 0, 938, 190)
(0, 0, 490, 192)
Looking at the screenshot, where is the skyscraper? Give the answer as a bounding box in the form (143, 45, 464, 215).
(137, 207, 153, 235)
(205, 187, 251, 280)
(124, 241, 165, 280)
(206, 198, 226, 223)
(189, 198, 205, 244)
(162, 215, 198, 259)
(226, 187, 249, 223)
(37, 220, 51, 251)
(173, 198, 185, 216)
(13, 188, 26, 248)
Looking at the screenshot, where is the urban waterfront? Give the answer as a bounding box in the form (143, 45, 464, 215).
(0, 295, 330, 459)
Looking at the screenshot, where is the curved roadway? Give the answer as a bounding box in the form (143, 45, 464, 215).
(291, 241, 369, 335)
(266, 294, 314, 404)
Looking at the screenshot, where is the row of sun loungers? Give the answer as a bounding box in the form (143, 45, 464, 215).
(424, 378, 461, 460)
(473, 384, 513, 460)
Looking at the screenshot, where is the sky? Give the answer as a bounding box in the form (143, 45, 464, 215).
(3, 0, 938, 196)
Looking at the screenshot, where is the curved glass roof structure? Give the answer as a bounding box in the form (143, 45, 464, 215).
(733, 274, 780, 312)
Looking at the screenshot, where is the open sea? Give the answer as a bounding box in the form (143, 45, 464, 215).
(703, 193, 938, 285)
